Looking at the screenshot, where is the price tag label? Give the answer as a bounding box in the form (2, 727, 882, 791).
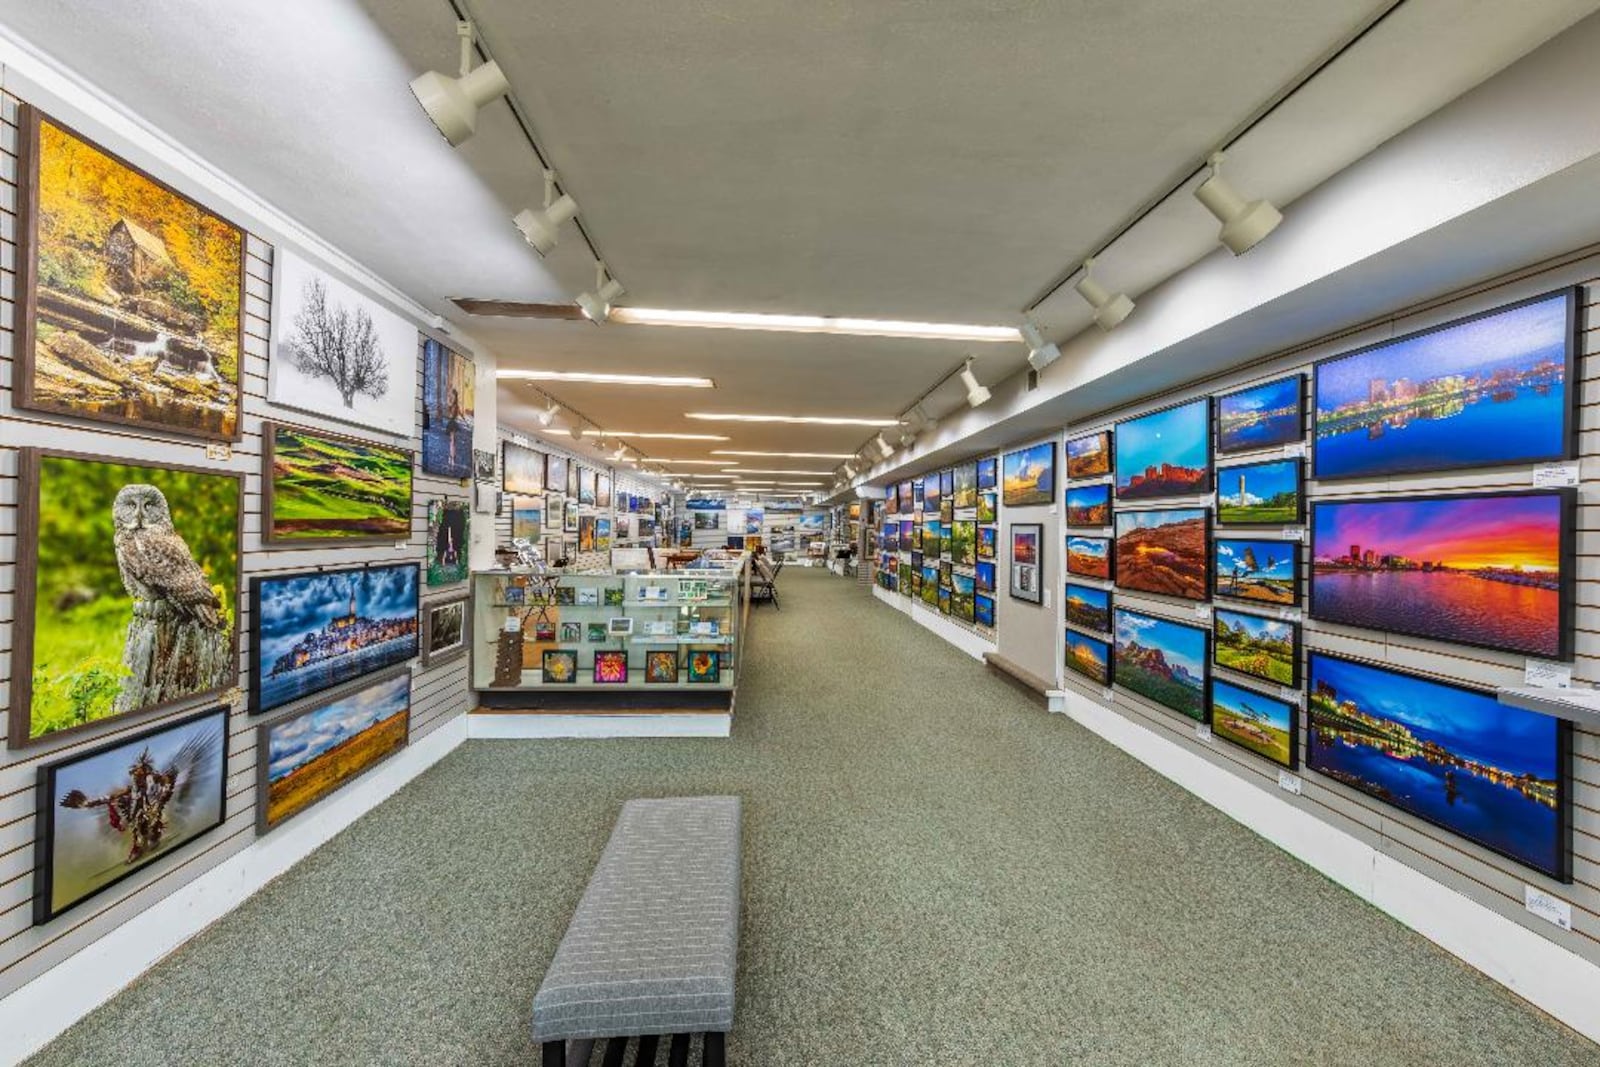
(1194, 604, 1212, 620)
(1278, 607, 1303, 622)
(1195, 723, 1212, 742)
(511, 433, 530, 448)
(1101, 688, 1115, 703)
(1525, 887, 1572, 930)
(1524, 659, 1572, 689)
(1282, 442, 1307, 458)
(205, 442, 233, 462)
(1283, 527, 1307, 543)
(1279, 686, 1304, 706)
(1532, 463, 1579, 488)
(396, 540, 411, 550)
(1278, 770, 1303, 795)
(224, 686, 243, 710)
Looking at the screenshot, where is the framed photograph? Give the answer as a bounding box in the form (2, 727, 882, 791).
(501, 440, 544, 495)
(421, 594, 469, 667)
(1211, 679, 1297, 769)
(565, 505, 579, 534)
(645, 650, 679, 683)
(938, 584, 951, 615)
(898, 481, 915, 513)
(560, 621, 582, 643)
(586, 622, 608, 642)
(566, 461, 581, 499)
(264, 422, 412, 545)
(923, 472, 942, 515)
(1065, 483, 1111, 528)
(1113, 607, 1208, 721)
(15, 105, 244, 442)
(608, 617, 635, 636)
(250, 561, 419, 714)
(1115, 398, 1212, 500)
(535, 619, 557, 643)
(976, 525, 997, 560)
(1218, 375, 1303, 454)
(949, 520, 977, 566)
(940, 469, 955, 501)
(939, 498, 954, 524)
(1216, 458, 1303, 525)
(13, 449, 242, 747)
(687, 650, 722, 684)
(1309, 489, 1572, 659)
(977, 492, 997, 523)
(951, 571, 976, 622)
(268, 247, 417, 436)
(580, 469, 597, 506)
(976, 456, 998, 491)
(975, 560, 997, 594)
(426, 499, 470, 586)
(543, 451, 568, 494)
(258, 670, 410, 833)
(1214, 537, 1300, 606)
(1066, 535, 1114, 581)
(912, 479, 926, 511)
(920, 565, 939, 607)
(473, 449, 497, 483)
(1114, 507, 1209, 602)
(1213, 607, 1300, 687)
(1066, 431, 1113, 479)
(974, 593, 995, 628)
(1307, 653, 1569, 881)
(593, 650, 629, 684)
(543, 649, 579, 683)
(511, 496, 542, 543)
(1009, 523, 1044, 604)
(1065, 630, 1113, 687)
(596, 473, 613, 510)
(1065, 583, 1111, 633)
(1312, 290, 1575, 481)
(953, 463, 978, 510)
(34, 706, 228, 923)
(421, 338, 474, 478)
(1002, 442, 1056, 507)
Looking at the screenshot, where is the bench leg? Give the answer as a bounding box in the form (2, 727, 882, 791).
(703, 1032, 726, 1067)
(601, 1036, 629, 1067)
(668, 1033, 690, 1067)
(566, 1039, 595, 1067)
(634, 1035, 660, 1066)
(542, 1040, 564, 1067)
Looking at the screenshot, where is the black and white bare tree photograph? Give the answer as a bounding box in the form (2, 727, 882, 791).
(268, 248, 417, 435)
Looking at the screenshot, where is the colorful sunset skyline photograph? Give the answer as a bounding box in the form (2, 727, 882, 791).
(1310, 490, 1568, 658)
(1217, 375, 1303, 454)
(1116, 398, 1211, 500)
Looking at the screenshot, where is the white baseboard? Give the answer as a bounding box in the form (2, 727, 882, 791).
(467, 712, 732, 739)
(0, 715, 469, 1067)
(1062, 689, 1600, 1045)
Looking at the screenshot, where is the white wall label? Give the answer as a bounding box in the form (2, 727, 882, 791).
(1278, 607, 1303, 622)
(1194, 604, 1212, 620)
(1101, 687, 1115, 703)
(1283, 527, 1307, 543)
(1532, 462, 1579, 488)
(1524, 886, 1572, 931)
(224, 687, 243, 711)
(1278, 770, 1303, 795)
(1279, 686, 1304, 706)
(1195, 723, 1212, 742)
(205, 442, 232, 462)
(396, 540, 411, 550)
(502, 617, 521, 633)
(1524, 659, 1573, 689)
(1282, 442, 1307, 458)
(511, 433, 530, 448)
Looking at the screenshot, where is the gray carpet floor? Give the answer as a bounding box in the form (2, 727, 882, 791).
(25, 568, 1600, 1066)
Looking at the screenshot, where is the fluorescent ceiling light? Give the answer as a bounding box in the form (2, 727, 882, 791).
(605, 432, 730, 441)
(687, 413, 896, 426)
(608, 307, 1019, 343)
(655, 459, 732, 466)
(713, 450, 858, 459)
(722, 468, 834, 475)
(499, 370, 714, 388)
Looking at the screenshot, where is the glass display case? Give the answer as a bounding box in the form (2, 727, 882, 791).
(471, 557, 749, 710)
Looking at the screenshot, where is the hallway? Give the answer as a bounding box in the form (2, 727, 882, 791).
(27, 569, 1600, 1066)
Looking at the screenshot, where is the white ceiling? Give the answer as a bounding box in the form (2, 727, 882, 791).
(3, 0, 1596, 482)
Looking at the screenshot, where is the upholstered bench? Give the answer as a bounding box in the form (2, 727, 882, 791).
(533, 796, 742, 1067)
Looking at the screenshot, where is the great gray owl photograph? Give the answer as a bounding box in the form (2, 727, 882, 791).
(19, 452, 240, 744)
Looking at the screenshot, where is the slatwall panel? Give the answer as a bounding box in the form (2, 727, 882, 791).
(1059, 258, 1600, 966)
(0, 91, 473, 998)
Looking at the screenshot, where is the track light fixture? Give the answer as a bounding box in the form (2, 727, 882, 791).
(610, 443, 628, 462)
(872, 432, 895, 460)
(514, 170, 580, 256)
(576, 261, 625, 323)
(958, 359, 991, 409)
(1074, 258, 1135, 331)
(1020, 320, 1061, 372)
(842, 461, 858, 480)
(409, 21, 511, 148)
(536, 400, 560, 427)
(569, 425, 584, 441)
(1195, 153, 1282, 255)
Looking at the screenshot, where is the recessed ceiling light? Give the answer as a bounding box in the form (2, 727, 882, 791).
(608, 307, 1020, 343)
(687, 413, 896, 427)
(499, 370, 714, 388)
(722, 468, 834, 475)
(603, 432, 731, 441)
(712, 450, 858, 459)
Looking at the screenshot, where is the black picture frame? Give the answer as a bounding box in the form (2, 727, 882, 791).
(1066, 430, 1114, 479)
(1216, 374, 1305, 455)
(1114, 507, 1211, 603)
(1114, 397, 1212, 501)
(1212, 536, 1302, 608)
(1065, 482, 1112, 529)
(1066, 534, 1115, 582)
(1212, 606, 1301, 688)
(1215, 457, 1304, 526)
(1308, 488, 1574, 661)
(1310, 288, 1577, 481)
(1008, 522, 1045, 604)
(1210, 678, 1299, 770)
(1113, 606, 1210, 721)
(1065, 630, 1114, 688)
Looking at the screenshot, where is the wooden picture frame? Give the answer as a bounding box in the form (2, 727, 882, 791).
(13, 104, 247, 443)
(11, 448, 244, 749)
(263, 421, 413, 546)
(421, 593, 470, 667)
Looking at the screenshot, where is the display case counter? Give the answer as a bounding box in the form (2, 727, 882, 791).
(471, 558, 749, 713)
